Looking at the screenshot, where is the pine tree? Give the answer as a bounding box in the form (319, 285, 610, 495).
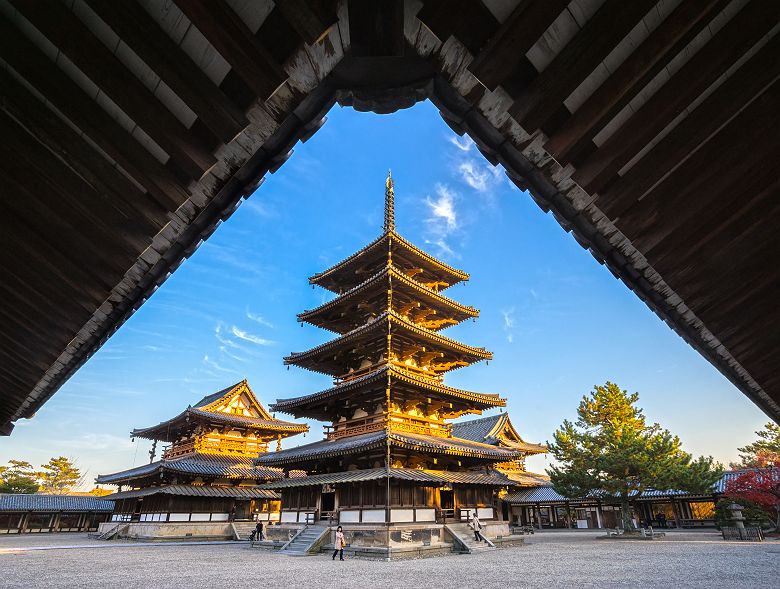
(38, 457, 82, 495)
(0, 460, 39, 494)
(735, 423, 780, 468)
(547, 382, 723, 530)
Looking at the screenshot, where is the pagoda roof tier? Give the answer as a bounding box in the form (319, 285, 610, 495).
(258, 467, 514, 489)
(96, 453, 284, 485)
(104, 484, 280, 501)
(309, 232, 469, 293)
(271, 365, 505, 420)
(131, 380, 308, 442)
(254, 429, 522, 467)
(284, 311, 492, 378)
(299, 264, 478, 334)
(452, 413, 547, 455)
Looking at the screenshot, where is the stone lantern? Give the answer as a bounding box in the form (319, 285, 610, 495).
(727, 503, 746, 529)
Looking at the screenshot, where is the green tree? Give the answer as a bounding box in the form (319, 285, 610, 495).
(0, 460, 40, 494)
(734, 423, 780, 468)
(38, 457, 82, 495)
(547, 382, 723, 530)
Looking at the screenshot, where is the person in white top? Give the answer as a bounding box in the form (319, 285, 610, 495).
(471, 513, 482, 541)
(332, 525, 346, 561)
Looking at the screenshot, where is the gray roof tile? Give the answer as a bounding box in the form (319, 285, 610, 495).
(104, 484, 279, 501)
(255, 430, 522, 466)
(97, 454, 284, 484)
(0, 494, 114, 512)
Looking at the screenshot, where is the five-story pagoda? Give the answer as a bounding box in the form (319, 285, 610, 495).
(258, 174, 522, 539)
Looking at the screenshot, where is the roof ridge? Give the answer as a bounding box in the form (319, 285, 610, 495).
(285, 310, 491, 366)
(308, 231, 469, 286)
(299, 263, 478, 322)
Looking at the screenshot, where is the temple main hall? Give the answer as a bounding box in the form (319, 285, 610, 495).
(96, 380, 307, 538)
(256, 174, 545, 551)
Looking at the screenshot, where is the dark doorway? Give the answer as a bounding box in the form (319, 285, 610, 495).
(320, 491, 335, 519)
(439, 489, 454, 521)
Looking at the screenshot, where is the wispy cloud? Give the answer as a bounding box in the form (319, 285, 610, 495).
(246, 310, 274, 329)
(215, 323, 240, 348)
(448, 134, 473, 151)
(231, 325, 274, 346)
(219, 346, 248, 363)
(446, 132, 504, 194)
(60, 433, 134, 451)
(203, 354, 238, 373)
(423, 184, 459, 257)
(458, 159, 502, 193)
(243, 199, 277, 219)
(502, 308, 516, 344)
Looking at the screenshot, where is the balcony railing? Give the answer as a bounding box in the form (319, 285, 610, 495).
(162, 435, 268, 458)
(324, 414, 451, 440)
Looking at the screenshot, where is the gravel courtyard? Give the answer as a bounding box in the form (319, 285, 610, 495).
(1, 530, 777, 588)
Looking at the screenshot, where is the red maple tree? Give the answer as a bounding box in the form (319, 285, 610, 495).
(725, 468, 780, 531)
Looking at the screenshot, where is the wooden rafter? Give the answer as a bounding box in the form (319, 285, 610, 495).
(84, 0, 250, 144)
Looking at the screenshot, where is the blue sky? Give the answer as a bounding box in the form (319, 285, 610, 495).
(1, 100, 768, 486)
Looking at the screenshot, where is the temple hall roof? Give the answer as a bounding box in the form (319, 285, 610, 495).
(254, 429, 523, 467)
(451, 413, 547, 455)
(258, 467, 515, 489)
(103, 484, 279, 501)
(299, 264, 478, 333)
(272, 364, 505, 418)
(0, 494, 114, 512)
(309, 231, 469, 293)
(96, 453, 284, 485)
(130, 380, 308, 442)
(285, 311, 491, 377)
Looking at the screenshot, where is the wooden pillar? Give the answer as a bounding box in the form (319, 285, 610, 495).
(595, 502, 603, 529)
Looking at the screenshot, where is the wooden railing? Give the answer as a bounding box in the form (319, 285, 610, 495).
(163, 440, 196, 459)
(162, 435, 268, 458)
(325, 419, 385, 440)
(325, 414, 451, 440)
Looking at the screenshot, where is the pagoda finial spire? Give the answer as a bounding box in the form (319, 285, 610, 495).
(384, 169, 395, 233)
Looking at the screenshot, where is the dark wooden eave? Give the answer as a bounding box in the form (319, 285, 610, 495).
(1, 0, 778, 434)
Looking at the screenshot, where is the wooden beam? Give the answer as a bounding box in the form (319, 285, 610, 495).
(349, 0, 405, 57)
(276, 0, 339, 45)
(0, 17, 189, 210)
(10, 0, 217, 179)
(467, 0, 569, 91)
(0, 109, 150, 258)
(0, 69, 165, 234)
(0, 171, 127, 286)
(84, 0, 249, 144)
(599, 33, 780, 220)
(174, 0, 286, 99)
(544, 0, 725, 161)
(416, 0, 498, 54)
(572, 0, 780, 193)
(615, 85, 780, 260)
(1, 210, 112, 305)
(508, 0, 658, 132)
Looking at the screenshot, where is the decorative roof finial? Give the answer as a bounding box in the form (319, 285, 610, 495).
(384, 169, 395, 233)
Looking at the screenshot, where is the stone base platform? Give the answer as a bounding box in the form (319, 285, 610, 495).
(95, 522, 307, 542)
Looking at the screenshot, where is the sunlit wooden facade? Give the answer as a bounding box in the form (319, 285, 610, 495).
(97, 381, 307, 523)
(259, 175, 522, 526)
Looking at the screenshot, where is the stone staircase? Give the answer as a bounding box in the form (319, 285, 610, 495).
(232, 522, 259, 540)
(280, 525, 329, 556)
(445, 523, 496, 554)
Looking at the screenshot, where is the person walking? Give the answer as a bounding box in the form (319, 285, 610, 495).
(471, 513, 482, 542)
(332, 525, 345, 561)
